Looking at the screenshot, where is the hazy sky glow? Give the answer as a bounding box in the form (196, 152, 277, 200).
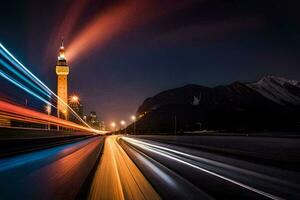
(1, 0, 300, 123)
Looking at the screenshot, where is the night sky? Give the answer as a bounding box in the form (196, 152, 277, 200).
(1, 0, 300, 123)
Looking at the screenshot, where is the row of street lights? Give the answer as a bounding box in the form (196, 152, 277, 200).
(44, 95, 79, 130)
(111, 115, 136, 134)
(45, 95, 137, 134)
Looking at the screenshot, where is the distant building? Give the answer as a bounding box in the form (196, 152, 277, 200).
(99, 121, 105, 131)
(87, 111, 100, 129)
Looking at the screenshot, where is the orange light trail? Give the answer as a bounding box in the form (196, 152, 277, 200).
(0, 43, 93, 129)
(0, 100, 106, 134)
(44, 0, 93, 65)
(67, 1, 136, 62)
(67, 0, 199, 62)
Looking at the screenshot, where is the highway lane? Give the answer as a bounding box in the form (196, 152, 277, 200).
(130, 135, 300, 169)
(120, 136, 300, 200)
(0, 135, 93, 157)
(118, 137, 213, 200)
(88, 135, 160, 200)
(0, 136, 104, 200)
(1, 134, 298, 200)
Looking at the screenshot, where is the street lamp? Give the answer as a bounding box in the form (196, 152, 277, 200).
(45, 104, 51, 130)
(120, 120, 126, 134)
(70, 95, 79, 103)
(131, 115, 136, 134)
(45, 105, 51, 115)
(111, 122, 116, 132)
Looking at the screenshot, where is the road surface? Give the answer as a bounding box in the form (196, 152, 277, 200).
(118, 135, 300, 200)
(0, 136, 104, 200)
(87, 135, 160, 200)
(1, 134, 300, 200)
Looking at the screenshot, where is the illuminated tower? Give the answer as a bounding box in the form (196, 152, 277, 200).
(56, 41, 69, 119)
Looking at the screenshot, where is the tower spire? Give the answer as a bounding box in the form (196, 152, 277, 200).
(61, 36, 64, 48)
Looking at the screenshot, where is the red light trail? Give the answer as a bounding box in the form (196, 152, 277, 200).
(0, 100, 104, 133)
(0, 43, 94, 130)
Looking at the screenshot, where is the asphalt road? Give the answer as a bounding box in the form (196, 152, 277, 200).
(130, 135, 300, 169)
(119, 135, 300, 200)
(0, 135, 94, 157)
(1, 134, 299, 200)
(0, 136, 104, 200)
(87, 135, 160, 200)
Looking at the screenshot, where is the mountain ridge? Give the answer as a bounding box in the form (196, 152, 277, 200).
(133, 76, 300, 133)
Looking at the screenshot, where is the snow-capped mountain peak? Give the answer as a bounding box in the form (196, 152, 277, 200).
(258, 76, 299, 86)
(247, 76, 300, 105)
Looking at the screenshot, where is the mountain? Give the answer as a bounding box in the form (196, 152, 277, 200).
(132, 76, 300, 133)
(247, 76, 300, 105)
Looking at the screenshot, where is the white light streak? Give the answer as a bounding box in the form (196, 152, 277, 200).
(0, 43, 95, 131)
(123, 137, 283, 200)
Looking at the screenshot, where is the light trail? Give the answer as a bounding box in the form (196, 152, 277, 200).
(88, 135, 160, 200)
(122, 137, 283, 200)
(0, 57, 50, 98)
(0, 137, 104, 199)
(67, 1, 199, 62)
(0, 100, 100, 133)
(0, 69, 53, 106)
(0, 112, 54, 126)
(0, 43, 92, 129)
(0, 43, 51, 95)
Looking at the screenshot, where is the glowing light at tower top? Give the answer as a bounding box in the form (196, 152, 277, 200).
(58, 40, 66, 62)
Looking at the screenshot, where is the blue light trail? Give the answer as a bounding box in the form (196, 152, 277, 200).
(0, 69, 53, 106)
(0, 42, 93, 129)
(0, 57, 50, 98)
